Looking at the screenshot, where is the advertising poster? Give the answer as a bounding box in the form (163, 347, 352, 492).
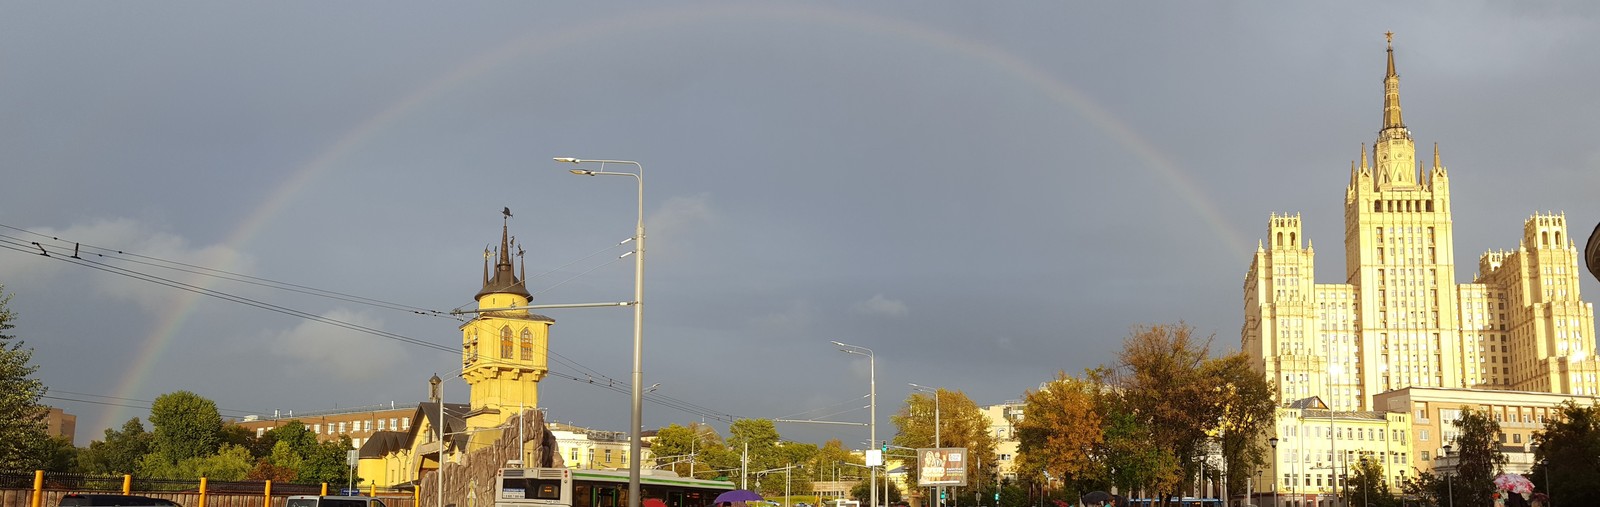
(916, 447, 968, 486)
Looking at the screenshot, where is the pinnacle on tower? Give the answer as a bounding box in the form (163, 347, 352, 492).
(1382, 31, 1406, 133)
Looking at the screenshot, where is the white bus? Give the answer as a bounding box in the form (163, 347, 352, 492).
(496, 468, 736, 507)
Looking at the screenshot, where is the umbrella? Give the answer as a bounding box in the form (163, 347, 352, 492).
(644, 499, 668, 507)
(714, 490, 764, 504)
(1079, 491, 1113, 506)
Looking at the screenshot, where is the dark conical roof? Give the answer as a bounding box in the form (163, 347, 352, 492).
(476, 214, 531, 301)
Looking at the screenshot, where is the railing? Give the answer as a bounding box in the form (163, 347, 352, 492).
(0, 470, 417, 507)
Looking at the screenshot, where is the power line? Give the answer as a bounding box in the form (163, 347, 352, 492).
(1, 225, 740, 425)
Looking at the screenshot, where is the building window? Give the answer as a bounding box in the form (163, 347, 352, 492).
(314, 424, 322, 434)
(501, 326, 514, 358)
(403, 417, 410, 430)
(521, 328, 533, 360)
(378, 419, 386, 431)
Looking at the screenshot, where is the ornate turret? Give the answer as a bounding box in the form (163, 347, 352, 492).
(476, 209, 531, 301)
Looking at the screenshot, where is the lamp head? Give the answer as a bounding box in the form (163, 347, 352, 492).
(1269, 437, 1278, 448)
(570, 169, 594, 176)
(554, 157, 581, 163)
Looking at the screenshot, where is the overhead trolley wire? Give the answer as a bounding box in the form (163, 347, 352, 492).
(1, 223, 739, 424)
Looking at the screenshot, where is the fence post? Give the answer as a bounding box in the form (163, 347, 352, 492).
(123, 474, 132, 494)
(322, 483, 329, 496)
(265, 480, 273, 507)
(200, 477, 208, 507)
(369, 482, 376, 497)
(31, 470, 44, 507)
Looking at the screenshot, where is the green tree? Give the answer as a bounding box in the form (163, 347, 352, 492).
(1348, 456, 1398, 507)
(147, 390, 223, 467)
(1203, 353, 1276, 496)
(175, 443, 253, 481)
(651, 423, 725, 479)
(0, 284, 53, 471)
(1113, 323, 1222, 505)
(1451, 407, 1507, 507)
(729, 419, 783, 485)
(1531, 401, 1600, 506)
(79, 418, 155, 475)
(1400, 470, 1442, 507)
(256, 421, 352, 484)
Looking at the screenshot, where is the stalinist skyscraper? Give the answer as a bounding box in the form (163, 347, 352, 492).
(1243, 35, 1600, 411)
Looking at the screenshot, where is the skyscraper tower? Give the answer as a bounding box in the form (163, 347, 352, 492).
(1243, 35, 1600, 410)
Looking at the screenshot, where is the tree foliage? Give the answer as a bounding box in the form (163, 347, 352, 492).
(0, 284, 53, 471)
(147, 390, 223, 467)
(1348, 456, 1398, 507)
(1013, 323, 1276, 507)
(1203, 353, 1276, 495)
(1016, 371, 1105, 490)
(79, 418, 155, 475)
(891, 388, 999, 494)
(1531, 401, 1600, 506)
(1113, 323, 1221, 503)
(1446, 407, 1507, 507)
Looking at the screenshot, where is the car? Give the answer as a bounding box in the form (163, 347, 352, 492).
(285, 496, 389, 507)
(58, 494, 182, 507)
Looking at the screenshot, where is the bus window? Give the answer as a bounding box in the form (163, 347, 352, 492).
(575, 484, 594, 507)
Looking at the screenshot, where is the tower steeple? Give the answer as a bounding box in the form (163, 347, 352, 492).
(476, 209, 532, 301)
(1374, 32, 1417, 188)
(1381, 31, 1406, 134)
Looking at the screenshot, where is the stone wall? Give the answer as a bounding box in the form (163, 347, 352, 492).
(417, 408, 564, 507)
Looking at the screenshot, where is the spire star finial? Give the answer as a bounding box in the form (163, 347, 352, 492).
(1385, 31, 1394, 48)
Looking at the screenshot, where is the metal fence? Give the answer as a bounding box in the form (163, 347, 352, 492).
(0, 471, 416, 507)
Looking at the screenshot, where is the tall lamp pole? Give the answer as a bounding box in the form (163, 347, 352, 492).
(1441, 444, 1453, 507)
(559, 157, 645, 507)
(834, 341, 876, 507)
(1269, 437, 1279, 507)
(909, 384, 942, 507)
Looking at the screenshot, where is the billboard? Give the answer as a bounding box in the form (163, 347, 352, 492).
(916, 447, 968, 486)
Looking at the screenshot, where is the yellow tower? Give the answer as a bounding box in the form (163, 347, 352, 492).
(460, 212, 553, 438)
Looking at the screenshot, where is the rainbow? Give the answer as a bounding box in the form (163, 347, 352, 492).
(98, 3, 1249, 432)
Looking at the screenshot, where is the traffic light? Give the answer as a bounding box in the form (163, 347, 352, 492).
(881, 441, 888, 452)
(993, 493, 999, 501)
(940, 491, 946, 500)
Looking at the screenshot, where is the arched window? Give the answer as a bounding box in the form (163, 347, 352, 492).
(501, 326, 513, 358)
(520, 328, 533, 360)
(1276, 232, 1283, 247)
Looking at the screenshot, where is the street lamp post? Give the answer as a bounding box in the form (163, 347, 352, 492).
(1539, 458, 1550, 507)
(909, 384, 942, 507)
(558, 157, 645, 507)
(834, 341, 877, 507)
(1359, 457, 1368, 507)
(1441, 444, 1453, 507)
(1268, 437, 1278, 507)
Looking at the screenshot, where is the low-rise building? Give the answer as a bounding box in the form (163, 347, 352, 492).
(1372, 386, 1599, 475)
(1265, 397, 1411, 507)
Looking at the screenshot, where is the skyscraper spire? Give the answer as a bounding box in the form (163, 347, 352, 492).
(1381, 31, 1407, 134)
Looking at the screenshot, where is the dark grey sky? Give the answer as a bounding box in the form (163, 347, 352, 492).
(2, 2, 1597, 446)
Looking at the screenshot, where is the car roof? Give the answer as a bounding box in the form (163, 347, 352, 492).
(59, 494, 181, 507)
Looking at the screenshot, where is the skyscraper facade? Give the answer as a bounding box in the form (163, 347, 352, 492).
(1242, 36, 1600, 412)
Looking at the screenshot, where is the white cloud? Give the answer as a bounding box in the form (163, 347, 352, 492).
(264, 308, 407, 381)
(852, 294, 908, 317)
(0, 218, 253, 313)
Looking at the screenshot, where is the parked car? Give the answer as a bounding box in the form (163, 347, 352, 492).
(59, 494, 182, 507)
(285, 496, 389, 507)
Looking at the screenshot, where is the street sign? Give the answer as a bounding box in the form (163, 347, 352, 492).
(866, 449, 883, 467)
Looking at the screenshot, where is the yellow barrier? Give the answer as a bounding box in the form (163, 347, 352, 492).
(31, 470, 43, 507)
(264, 480, 273, 507)
(123, 474, 132, 494)
(322, 483, 329, 496)
(200, 477, 208, 507)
